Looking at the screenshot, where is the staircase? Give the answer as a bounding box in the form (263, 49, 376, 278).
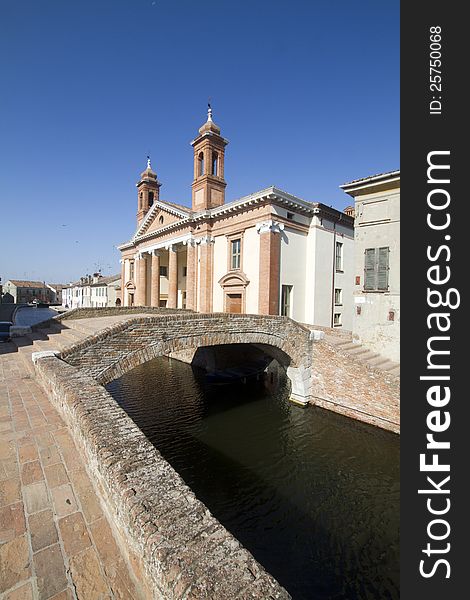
(323, 333, 400, 380)
(10, 322, 89, 375)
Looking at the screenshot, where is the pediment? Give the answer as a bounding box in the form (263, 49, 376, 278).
(146, 209, 183, 234)
(135, 201, 190, 238)
(218, 271, 250, 288)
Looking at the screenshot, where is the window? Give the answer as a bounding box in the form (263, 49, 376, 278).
(183, 267, 187, 277)
(364, 247, 390, 291)
(281, 285, 293, 317)
(129, 262, 135, 281)
(159, 266, 168, 277)
(231, 239, 241, 270)
(335, 241, 343, 271)
(198, 152, 204, 176)
(159, 215, 164, 225)
(148, 192, 154, 207)
(286, 212, 294, 220)
(334, 288, 342, 305)
(333, 313, 342, 326)
(212, 152, 218, 176)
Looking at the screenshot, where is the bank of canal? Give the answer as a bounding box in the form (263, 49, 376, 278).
(107, 356, 399, 600)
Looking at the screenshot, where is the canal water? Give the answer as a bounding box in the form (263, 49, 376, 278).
(106, 356, 399, 600)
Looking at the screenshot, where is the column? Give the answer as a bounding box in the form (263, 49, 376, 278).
(151, 251, 161, 307)
(186, 241, 197, 310)
(120, 260, 126, 306)
(199, 236, 214, 313)
(136, 254, 148, 306)
(168, 245, 178, 308)
(257, 221, 282, 315)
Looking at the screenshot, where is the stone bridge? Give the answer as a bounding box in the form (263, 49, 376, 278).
(59, 313, 317, 405)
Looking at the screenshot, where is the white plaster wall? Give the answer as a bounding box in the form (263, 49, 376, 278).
(279, 228, 307, 322)
(243, 227, 260, 313)
(353, 188, 400, 361)
(212, 236, 227, 312)
(271, 205, 310, 226)
(312, 227, 334, 327)
(304, 223, 317, 325)
(333, 234, 354, 331)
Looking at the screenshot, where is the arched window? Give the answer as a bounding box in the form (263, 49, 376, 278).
(159, 215, 164, 225)
(148, 191, 154, 207)
(212, 152, 218, 176)
(198, 152, 204, 176)
(139, 192, 143, 209)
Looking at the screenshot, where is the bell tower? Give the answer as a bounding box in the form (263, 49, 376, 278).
(136, 157, 161, 226)
(191, 105, 228, 211)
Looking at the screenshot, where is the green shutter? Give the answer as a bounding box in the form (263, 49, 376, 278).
(377, 247, 390, 290)
(364, 248, 377, 290)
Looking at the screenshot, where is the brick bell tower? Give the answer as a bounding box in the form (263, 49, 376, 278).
(136, 156, 161, 226)
(191, 105, 228, 211)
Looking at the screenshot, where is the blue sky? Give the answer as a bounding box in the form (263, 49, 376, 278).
(0, 0, 399, 284)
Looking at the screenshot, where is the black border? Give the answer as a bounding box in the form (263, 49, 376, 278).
(401, 3, 465, 598)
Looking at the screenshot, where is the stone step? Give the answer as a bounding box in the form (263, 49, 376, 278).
(337, 342, 362, 352)
(387, 366, 400, 377)
(346, 346, 370, 356)
(378, 360, 399, 372)
(366, 356, 390, 367)
(354, 351, 380, 363)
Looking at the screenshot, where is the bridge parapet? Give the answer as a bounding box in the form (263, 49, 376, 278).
(33, 353, 291, 599)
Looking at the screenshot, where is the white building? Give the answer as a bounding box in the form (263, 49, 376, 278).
(340, 170, 400, 361)
(63, 274, 121, 309)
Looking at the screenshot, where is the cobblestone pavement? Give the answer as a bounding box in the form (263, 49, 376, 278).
(0, 315, 150, 599)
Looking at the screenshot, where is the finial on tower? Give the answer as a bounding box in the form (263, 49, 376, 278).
(146, 155, 152, 170)
(207, 101, 213, 122)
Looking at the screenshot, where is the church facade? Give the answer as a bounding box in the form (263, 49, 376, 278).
(118, 109, 354, 329)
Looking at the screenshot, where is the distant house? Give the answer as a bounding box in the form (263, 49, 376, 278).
(2, 280, 53, 304)
(340, 170, 400, 362)
(90, 274, 121, 307)
(47, 283, 67, 305)
(63, 273, 121, 309)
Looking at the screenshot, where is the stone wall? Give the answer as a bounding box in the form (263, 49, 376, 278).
(33, 354, 290, 599)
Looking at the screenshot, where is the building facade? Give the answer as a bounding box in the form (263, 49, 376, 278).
(63, 274, 121, 309)
(2, 280, 53, 304)
(118, 109, 354, 329)
(341, 170, 400, 361)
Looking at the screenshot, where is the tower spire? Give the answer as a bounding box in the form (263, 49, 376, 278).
(207, 102, 213, 122)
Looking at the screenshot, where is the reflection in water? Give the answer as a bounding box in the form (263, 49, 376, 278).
(107, 356, 399, 600)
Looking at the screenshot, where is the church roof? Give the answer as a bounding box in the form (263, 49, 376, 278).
(118, 185, 353, 251)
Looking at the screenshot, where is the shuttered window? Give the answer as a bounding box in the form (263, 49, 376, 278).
(364, 247, 389, 291)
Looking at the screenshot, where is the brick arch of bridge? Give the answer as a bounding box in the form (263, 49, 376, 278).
(60, 314, 315, 404)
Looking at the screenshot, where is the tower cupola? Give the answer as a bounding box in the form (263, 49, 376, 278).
(191, 105, 228, 211)
(136, 156, 161, 226)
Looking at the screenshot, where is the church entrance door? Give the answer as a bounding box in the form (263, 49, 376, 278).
(226, 293, 242, 314)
